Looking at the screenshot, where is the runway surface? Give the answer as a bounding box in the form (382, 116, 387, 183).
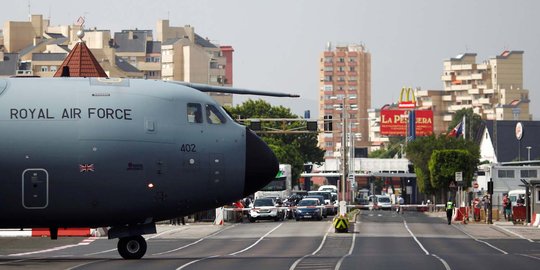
(1, 210, 539, 270)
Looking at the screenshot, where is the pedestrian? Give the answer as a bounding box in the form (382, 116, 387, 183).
(502, 194, 511, 221)
(397, 196, 404, 214)
(446, 198, 454, 225)
(483, 195, 491, 223)
(517, 195, 525, 206)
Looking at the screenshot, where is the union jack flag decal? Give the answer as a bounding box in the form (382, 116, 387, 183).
(79, 164, 95, 172)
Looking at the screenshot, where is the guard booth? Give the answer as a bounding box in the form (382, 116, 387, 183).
(530, 180, 540, 222)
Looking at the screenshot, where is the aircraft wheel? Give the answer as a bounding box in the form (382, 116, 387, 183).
(118, 235, 147, 259)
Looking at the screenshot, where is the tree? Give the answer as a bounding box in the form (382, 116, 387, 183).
(428, 149, 477, 200)
(226, 99, 324, 186)
(405, 134, 480, 200)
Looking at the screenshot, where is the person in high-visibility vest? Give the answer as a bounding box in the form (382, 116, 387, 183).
(446, 198, 454, 225)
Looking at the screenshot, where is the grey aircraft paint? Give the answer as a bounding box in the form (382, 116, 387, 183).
(0, 77, 293, 259)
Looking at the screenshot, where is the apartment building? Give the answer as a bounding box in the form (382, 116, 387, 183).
(1, 16, 231, 88)
(157, 20, 231, 106)
(416, 51, 531, 133)
(318, 44, 371, 159)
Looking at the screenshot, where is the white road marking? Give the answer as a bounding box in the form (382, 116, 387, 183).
(452, 224, 508, 254)
(493, 224, 534, 242)
(152, 224, 236, 256)
(518, 253, 540, 261)
(64, 259, 109, 270)
(289, 224, 333, 270)
(334, 232, 356, 270)
(229, 223, 282, 255)
(403, 220, 453, 270)
(176, 255, 219, 270)
(8, 237, 99, 257)
(403, 220, 429, 255)
(175, 223, 283, 269)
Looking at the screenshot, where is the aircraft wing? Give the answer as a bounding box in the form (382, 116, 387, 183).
(168, 81, 300, 98)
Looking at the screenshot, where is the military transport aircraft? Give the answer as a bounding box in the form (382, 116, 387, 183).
(0, 77, 298, 259)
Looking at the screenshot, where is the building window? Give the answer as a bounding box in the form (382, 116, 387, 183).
(40, 66, 48, 72)
(349, 66, 355, 72)
(536, 187, 540, 204)
(497, 170, 515, 178)
(339, 58, 345, 63)
(520, 169, 537, 178)
(50, 66, 57, 72)
(324, 66, 333, 71)
(324, 57, 333, 63)
(324, 76, 333, 82)
(325, 142, 333, 147)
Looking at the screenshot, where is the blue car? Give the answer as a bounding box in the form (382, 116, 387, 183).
(295, 198, 323, 221)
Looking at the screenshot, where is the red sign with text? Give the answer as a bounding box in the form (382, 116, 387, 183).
(380, 110, 433, 136)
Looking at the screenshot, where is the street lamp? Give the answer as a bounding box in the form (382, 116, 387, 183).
(526, 146, 532, 161)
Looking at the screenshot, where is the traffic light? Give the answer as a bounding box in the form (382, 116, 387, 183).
(306, 121, 318, 131)
(324, 115, 333, 131)
(249, 120, 261, 131)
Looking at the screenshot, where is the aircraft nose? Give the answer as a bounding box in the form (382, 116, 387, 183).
(243, 128, 279, 197)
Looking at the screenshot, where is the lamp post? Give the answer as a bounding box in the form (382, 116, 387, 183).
(526, 146, 532, 161)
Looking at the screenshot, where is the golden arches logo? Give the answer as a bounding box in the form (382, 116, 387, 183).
(398, 87, 416, 109)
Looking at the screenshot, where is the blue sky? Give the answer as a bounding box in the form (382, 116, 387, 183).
(3, 0, 539, 119)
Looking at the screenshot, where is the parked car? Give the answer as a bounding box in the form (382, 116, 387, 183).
(248, 197, 285, 222)
(304, 195, 328, 218)
(308, 191, 336, 215)
(369, 195, 392, 210)
(295, 198, 323, 221)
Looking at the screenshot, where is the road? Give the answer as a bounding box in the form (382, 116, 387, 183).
(0, 210, 539, 270)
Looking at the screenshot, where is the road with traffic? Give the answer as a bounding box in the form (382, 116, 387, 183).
(1, 210, 539, 270)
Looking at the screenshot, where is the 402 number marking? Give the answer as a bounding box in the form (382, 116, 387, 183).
(180, 144, 197, 152)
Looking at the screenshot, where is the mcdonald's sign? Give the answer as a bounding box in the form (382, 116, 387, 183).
(398, 87, 416, 109)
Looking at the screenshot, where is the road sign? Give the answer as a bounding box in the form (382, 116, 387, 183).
(455, 171, 463, 182)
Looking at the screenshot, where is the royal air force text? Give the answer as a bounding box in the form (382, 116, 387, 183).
(9, 108, 133, 120)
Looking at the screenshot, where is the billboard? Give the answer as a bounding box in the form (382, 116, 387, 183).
(380, 110, 433, 136)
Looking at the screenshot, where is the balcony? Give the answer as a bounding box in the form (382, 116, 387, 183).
(471, 73, 483, 80)
(442, 95, 454, 101)
(484, 88, 495, 94)
(468, 88, 480, 95)
(336, 71, 346, 76)
(441, 75, 453, 81)
(443, 114, 454, 122)
(324, 52, 334, 57)
(450, 84, 471, 91)
(477, 97, 491, 104)
(347, 61, 357, 66)
(456, 95, 472, 102)
(448, 104, 471, 111)
(348, 52, 358, 57)
(450, 64, 473, 70)
(419, 100, 433, 107)
(324, 62, 334, 67)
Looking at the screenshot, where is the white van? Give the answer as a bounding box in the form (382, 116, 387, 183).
(508, 189, 525, 206)
(318, 185, 338, 193)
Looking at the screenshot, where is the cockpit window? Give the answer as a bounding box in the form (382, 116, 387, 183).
(205, 104, 226, 124)
(187, 103, 202, 123)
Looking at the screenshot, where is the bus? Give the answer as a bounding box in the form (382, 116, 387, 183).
(255, 164, 292, 200)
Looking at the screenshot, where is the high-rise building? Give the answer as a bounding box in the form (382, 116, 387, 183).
(318, 44, 371, 159)
(416, 50, 531, 134)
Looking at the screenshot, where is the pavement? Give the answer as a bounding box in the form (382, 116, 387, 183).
(423, 209, 540, 241)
